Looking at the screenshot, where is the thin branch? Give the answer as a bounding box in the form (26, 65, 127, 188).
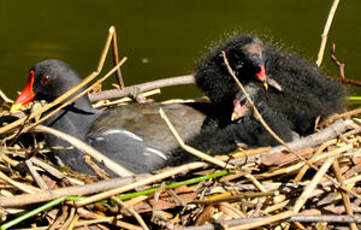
(89, 74, 195, 102)
(293, 156, 336, 212)
(0, 89, 13, 103)
(329, 76, 361, 86)
(228, 210, 295, 230)
(0, 170, 41, 194)
(259, 144, 352, 179)
(294, 139, 337, 183)
(0, 177, 135, 207)
(33, 125, 134, 177)
(61, 207, 77, 230)
(159, 108, 233, 169)
(192, 191, 275, 205)
(331, 43, 345, 79)
(75, 215, 143, 230)
(93, 89, 161, 109)
(30, 157, 66, 181)
(96, 26, 114, 73)
(332, 160, 358, 230)
(112, 197, 149, 230)
(25, 159, 49, 190)
(316, 0, 340, 66)
(257, 119, 349, 159)
(177, 215, 361, 230)
(320, 107, 361, 127)
(225, 157, 337, 230)
(74, 162, 206, 207)
(328, 43, 361, 87)
(110, 26, 125, 88)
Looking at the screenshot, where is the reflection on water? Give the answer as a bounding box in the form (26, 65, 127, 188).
(0, 0, 360, 100)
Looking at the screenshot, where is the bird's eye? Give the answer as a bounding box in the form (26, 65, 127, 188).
(41, 75, 51, 84)
(235, 61, 244, 69)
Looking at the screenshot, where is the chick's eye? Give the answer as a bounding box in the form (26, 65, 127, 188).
(235, 61, 244, 70)
(41, 75, 51, 84)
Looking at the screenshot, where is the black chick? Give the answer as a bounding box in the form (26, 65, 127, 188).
(195, 34, 345, 135)
(163, 34, 346, 166)
(165, 83, 297, 166)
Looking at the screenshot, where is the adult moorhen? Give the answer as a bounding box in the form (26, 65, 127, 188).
(10, 60, 210, 175)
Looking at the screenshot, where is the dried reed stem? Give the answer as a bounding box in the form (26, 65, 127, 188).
(0, 177, 135, 207)
(0, 89, 13, 103)
(294, 139, 337, 183)
(74, 162, 206, 207)
(332, 160, 358, 230)
(229, 156, 336, 229)
(320, 107, 361, 127)
(293, 156, 336, 212)
(97, 26, 114, 73)
(110, 26, 125, 88)
(89, 74, 194, 102)
(228, 210, 295, 230)
(316, 0, 340, 66)
(159, 107, 233, 169)
(25, 159, 48, 190)
(0, 170, 41, 194)
(76, 216, 143, 230)
(33, 124, 134, 177)
(112, 197, 149, 230)
(261, 143, 352, 178)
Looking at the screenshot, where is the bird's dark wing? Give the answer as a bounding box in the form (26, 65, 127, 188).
(87, 128, 168, 174)
(90, 103, 207, 154)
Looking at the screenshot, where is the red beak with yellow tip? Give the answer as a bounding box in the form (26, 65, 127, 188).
(10, 70, 35, 112)
(231, 100, 250, 121)
(255, 65, 268, 90)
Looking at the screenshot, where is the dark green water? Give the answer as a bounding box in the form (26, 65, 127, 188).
(0, 0, 360, 100)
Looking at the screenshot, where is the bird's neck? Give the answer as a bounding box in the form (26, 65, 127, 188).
(72, 93, 97, 112)
(43, 93, 99, 139)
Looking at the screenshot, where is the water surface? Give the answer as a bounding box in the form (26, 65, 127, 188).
(0, 0, 360, 100)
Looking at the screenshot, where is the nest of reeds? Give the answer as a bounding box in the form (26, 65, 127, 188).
(1, 92, 361, 230)
(1, 5, 361, 228)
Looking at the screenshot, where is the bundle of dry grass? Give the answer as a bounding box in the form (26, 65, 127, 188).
(0, 104, 361, 229)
